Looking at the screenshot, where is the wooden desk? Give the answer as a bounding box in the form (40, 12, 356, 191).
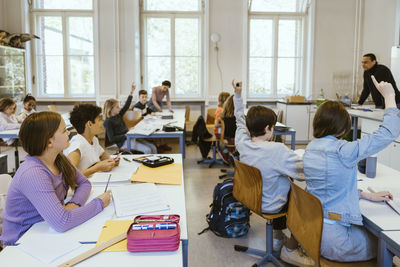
(15, 154, 188, 267)
(126, 110, 186, 158)
(358, 163, 400, 266)
(0, 242, 183, 267)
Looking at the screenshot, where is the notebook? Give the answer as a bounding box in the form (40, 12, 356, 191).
(111, 183, 169, 217)
(90, 162, 140, 183)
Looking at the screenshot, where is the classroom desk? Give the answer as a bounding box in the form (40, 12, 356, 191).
(126, 110, 186, 158)
(273, 122, 296, 150)
(15, 154, 188, 267)
(380, 231, 400, 267)
(357, 163, 400, 266)
(347, 108, 384, 140)
(0, 242, 183, 267)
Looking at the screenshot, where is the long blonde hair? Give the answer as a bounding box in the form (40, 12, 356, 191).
(221, 95, 234, 119)
(103, 99, 119, 119)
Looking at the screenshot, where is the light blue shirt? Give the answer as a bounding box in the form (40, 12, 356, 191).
(304, 108, 400, 225)
(234, 93, 304, 213)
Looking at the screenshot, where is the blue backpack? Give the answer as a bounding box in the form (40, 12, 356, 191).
(198, 179, 250, 238)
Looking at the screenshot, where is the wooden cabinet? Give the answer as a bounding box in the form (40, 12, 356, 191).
(0, 45, 26, 100)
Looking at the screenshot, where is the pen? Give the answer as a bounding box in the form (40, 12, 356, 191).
(136, 219, 174, 223)
(104, 174, 111, 192)
(123, 157, 131, 162)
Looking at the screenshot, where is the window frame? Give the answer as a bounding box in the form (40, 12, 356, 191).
(247, 9, 306, 100)
(140, 0, 204, 99)
(29, 1, 98, 100)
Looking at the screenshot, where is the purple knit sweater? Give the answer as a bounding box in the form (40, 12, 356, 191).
(0, 156, 104, 245)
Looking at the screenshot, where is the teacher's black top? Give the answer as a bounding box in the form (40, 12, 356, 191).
(358, 63, 400, 108)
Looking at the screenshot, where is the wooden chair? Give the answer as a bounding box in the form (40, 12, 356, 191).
(206, 108, 216, 132)
(123, 110, 142, 129)
(287, 182, 377, 267)
(232, 160, 287, 267)
(47, 105, 58, 112)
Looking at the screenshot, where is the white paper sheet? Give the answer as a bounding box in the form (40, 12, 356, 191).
(18, 234, 82, 264)
(90, 161, 140, 183)
(111, 183, 169, 217)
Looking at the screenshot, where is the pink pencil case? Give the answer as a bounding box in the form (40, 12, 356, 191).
(127, 214, 181, 252)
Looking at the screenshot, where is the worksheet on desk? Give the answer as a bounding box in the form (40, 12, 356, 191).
(111, 183, 169, 217)
(90, 161, 140, 183)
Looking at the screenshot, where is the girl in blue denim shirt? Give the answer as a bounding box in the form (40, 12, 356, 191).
(303, 76, 400, 262)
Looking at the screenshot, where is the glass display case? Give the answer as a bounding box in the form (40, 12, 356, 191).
(0, 45, 26, 100)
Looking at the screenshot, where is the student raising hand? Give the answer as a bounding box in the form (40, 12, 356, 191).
(232, 80, 242, 94)
(371, 75, 397, 109)
(130, 83, 136, 95)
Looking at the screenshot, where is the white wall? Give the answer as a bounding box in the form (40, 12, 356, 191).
(1, 0, 399, 104)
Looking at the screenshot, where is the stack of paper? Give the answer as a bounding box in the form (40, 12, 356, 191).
(18, 234, 81, 264)
(90, 161, 140, 183)
(112, 183, 169, 217)
(130, 163, 182, 185)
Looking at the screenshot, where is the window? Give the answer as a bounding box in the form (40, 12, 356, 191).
(248, 0, 306, 98)
(30, 0, 95, 98)
(141, 0, 203, 98)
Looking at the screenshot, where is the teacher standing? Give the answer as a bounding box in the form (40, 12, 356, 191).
(358, 53, 400, 108)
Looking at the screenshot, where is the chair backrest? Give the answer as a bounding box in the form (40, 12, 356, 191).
(287, 181, 323, 265)
(185, 106, 190, 122)
(123, 110, 143, 129)
(220, 119, 226, 141)
(232, 159, 263, 215)
(48, 105, 58, 112)
(206, 108, 216, 125)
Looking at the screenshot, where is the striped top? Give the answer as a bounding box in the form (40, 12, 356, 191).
(0, 156, 104, 245)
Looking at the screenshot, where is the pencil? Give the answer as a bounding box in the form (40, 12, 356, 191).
(105, 174, 112, 192)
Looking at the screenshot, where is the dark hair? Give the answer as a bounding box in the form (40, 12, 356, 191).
(19, 112, 77, 189)
(69, 104, 102, 134)
(23, 94, 36, 103)
(138, 90, 148, 96)
(313, 101, 351, 139)
(363, 53, 377, 62)
(246, 106, 277, 137)
(162, 80, 171, 87)
(0, 98, 16, 112)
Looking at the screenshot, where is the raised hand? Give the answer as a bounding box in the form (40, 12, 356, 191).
(130, 83, 136, 95)
(232, 79, 242, 94)
(371, 75, 395, 98)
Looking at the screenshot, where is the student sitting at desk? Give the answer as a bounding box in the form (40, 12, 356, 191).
(303, 75, 400, 262)
(0, 97, 20, 145)
(148, 80, 174, 113)
(103, 83, 157, 154)
(133, 89, 155, 117)
(233, 80, 314, 266)
(64, 104, 117, 178)
(217, 94, 236, 165)
(0, 112, 111, 245)
(16, 94, 36, 123)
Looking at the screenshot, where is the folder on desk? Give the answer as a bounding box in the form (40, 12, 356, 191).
(130, 163, 182, 185)
(96, 220, 132, 252)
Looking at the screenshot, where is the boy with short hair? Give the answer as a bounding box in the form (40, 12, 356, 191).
(64, 103, 118, 178)
(233, 80, 314, 266)
(133, 89, 155, 116)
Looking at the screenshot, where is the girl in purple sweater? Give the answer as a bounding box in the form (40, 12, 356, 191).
(0, 112, 111, 245)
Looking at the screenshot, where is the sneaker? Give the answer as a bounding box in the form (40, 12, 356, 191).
(217, 146, 230, 165)
(280, 245, 315, 266)
(273, 238, 284, 252)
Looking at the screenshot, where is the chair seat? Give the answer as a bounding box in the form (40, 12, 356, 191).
(203, 136, 218, 142)
(320, 257, 376, 267)
(261, 212, 287, 220)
